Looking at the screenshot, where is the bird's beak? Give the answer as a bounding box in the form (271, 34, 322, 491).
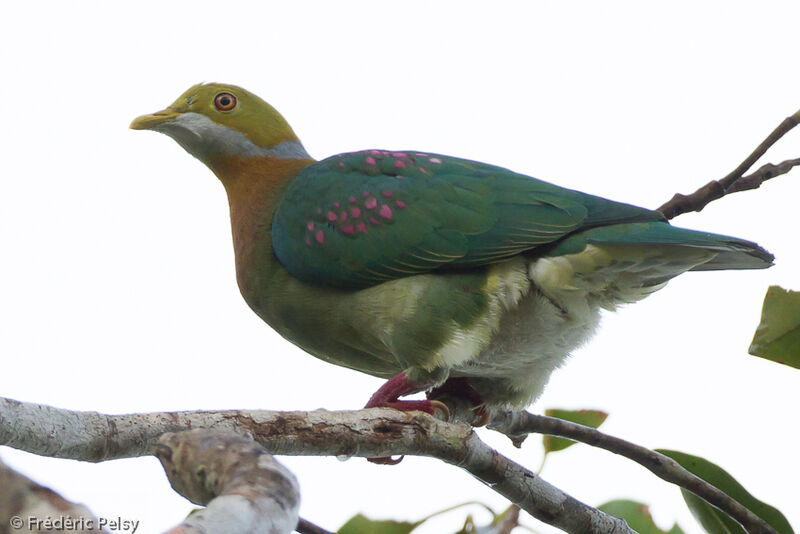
(130, 108, 181, 131)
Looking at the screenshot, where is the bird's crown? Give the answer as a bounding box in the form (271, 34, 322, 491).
(131, 82, 308, 161)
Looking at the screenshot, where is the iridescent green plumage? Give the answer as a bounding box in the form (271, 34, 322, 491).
(273, 150, 672, 288)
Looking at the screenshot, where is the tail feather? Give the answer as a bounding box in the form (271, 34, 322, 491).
(546, 222, 774, 271)
(532, 222, 772, 314)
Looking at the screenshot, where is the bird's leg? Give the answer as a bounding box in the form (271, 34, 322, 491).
(364, 371, 450, 466)
(427, 377, 490, 427)
(364, 372, 450, 419)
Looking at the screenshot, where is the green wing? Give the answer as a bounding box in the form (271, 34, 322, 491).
(272, 150, 664, 288)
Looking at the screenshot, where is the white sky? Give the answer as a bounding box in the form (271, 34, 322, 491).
(1, 2, 798, 533)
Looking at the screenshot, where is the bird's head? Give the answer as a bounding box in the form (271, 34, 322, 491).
(130, 82, 309, 163)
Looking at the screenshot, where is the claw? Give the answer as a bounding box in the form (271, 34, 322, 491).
(368, 455, 404, 465)
(429, 400, 451, 421)
(472, 405, 490, 427)
(427, 377, 488, 426)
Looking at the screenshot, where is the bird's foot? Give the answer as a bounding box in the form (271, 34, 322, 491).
(427, 377, 489, 427)
(365, 372, 450, 417)
(367, 455, 404, 466)
(376, 399, 451, 420)
(364, 372, 449, 465)
(471, 404, 491, 427)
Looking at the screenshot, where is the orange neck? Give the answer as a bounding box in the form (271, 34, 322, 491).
(207, 154, 315, 291)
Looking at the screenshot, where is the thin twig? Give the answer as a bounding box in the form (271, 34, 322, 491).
(488, 411, 775, 534)
(728, 157, 800, 193)
(656, 110, 800, 219)
(296, 518, 333, 534)
(497, 505, 522, 534)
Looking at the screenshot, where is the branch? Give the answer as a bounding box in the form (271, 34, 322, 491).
(296, 518, 334, 534)
(155, 430, 300, 534)
(656, 110, 800, 219)
(488, 410, 776, 534)
(0, 457, 108, 533)
(495, 505, 521, 534)
(0, 397, 632, 534)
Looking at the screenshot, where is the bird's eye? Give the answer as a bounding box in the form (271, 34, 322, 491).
(214, 92, 237, 111)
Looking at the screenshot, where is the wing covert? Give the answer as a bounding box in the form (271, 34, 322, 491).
(271, 150, 662, 288)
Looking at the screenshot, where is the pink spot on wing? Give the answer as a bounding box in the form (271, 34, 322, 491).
(370, 150, 381, 155)
(395, 200, 407, 208)
(415, 153, 428, 156)
(379, 204, 393, 219)
(369, 217, 382, 226)
(327, 211, 338, 222)
(394, 160, 406, 168)
(350, 207, 361, 218)
(349, 196, 357, 203)
(429, 157, 442, 164)
(365, 197, 378, 209)
(365, 156, 376, 165)
(419, 167, 428, 174)
(315, 230, 325, 244)
(307, 221, 315, 231)
(340, 225, 355, 235)
(338, 162, 345, 168)
(334, 202, 341, 208)
(340, 211, 348, 222)
(392, 152, 408, 158)
(356, 222, 367, 233)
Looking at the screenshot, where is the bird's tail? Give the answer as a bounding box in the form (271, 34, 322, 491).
(531, 222, 773, 313)
(547, 221, 774, 271)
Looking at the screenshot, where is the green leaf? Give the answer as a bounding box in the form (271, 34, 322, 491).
(337, 502, 505, 534)
(678, 490, 746, 534)
(655, 449, 794, 534)
(749, 285, 800, 369)
(337, 514, 421, 534)
(542, 409, 608, 454)
(454, 506, 520, 534)
(598, 500, 684, 534)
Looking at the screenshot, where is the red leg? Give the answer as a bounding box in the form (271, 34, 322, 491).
(364, 372, 449, 465)
(364, 372, 423, 408)
(364, 372, 448, 418)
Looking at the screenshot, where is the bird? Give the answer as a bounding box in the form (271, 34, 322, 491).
(131, 82, 773, 426)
